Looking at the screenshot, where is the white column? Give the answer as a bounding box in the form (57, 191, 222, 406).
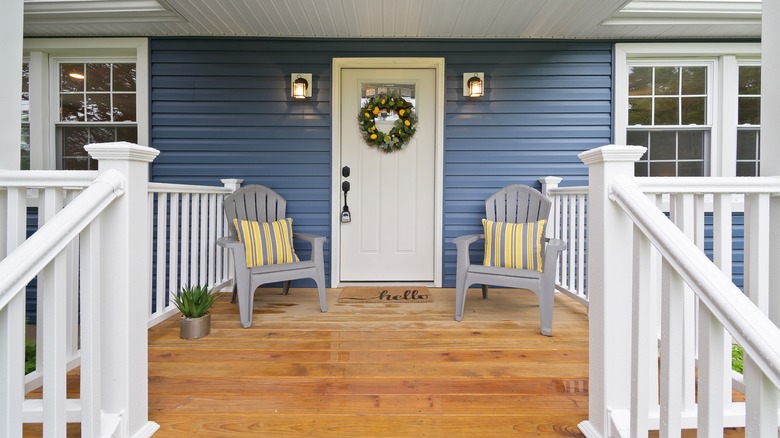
(761, 0, 780, 329)
(85, 142, 160, 437)
(577, 145, 647, 438)
(0, 0, 23, 170)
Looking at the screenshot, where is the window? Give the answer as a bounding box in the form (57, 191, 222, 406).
(21, 62, 30, 170)
(57, 62, 137, 170)
(615, 43, 761, 178)
(21, 38, 148, 171)
(628, 65, 709, 176)
(736, 65, 761, 176)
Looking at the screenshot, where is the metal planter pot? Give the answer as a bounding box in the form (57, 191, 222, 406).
(180, 313, 211, 339)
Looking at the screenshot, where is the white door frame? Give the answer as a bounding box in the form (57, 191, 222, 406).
(331, 57, 445, 287)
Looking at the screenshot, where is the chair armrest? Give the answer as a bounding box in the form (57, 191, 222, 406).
(293, 233, 327, 264)
(541, 238, 566, 281)
(217, 236, 242, 249)
(454, 234, 484, 269)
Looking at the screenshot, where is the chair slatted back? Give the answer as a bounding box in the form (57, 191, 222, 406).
(485, 184, 550, 224)
(223, 185, 287, 240)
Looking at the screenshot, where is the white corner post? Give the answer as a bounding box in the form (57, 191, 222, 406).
(86, 142, 160, 437)
(0, 0, 23, 170)
(577, 145, 646, 438)
(761, 0, 780, 328)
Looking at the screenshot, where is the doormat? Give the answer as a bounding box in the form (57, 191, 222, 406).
(337, 286, 432, 304)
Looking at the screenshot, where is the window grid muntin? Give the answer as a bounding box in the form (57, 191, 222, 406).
(736, 64, 761, 176)
(629, 128, 709, 177)
(628, 62, 712, 176)
(55, 59, 137, 170)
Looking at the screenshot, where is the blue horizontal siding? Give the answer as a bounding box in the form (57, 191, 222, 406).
(149, 38, 612, 287)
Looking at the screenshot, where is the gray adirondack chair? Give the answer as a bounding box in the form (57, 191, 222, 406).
(217, 185, 327, 328)
(454, 184, 566, 336)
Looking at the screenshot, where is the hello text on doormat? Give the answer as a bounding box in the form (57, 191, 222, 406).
(337, 286, 432, 304)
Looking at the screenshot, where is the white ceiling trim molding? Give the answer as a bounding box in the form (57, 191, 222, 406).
(604, 0, 761, 25)
(24, 0, 183, 24)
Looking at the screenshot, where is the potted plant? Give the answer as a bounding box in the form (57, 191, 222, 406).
(172, 285, 218, 339)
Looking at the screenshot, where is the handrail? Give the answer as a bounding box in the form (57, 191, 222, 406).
(637, 176, 780, 194)
(0, 170, 98, 188)
(0, 169, 125, 310)
(148, 182, 233, 194)
(609, 174, 780, 389)
(548, 185, 588, 196)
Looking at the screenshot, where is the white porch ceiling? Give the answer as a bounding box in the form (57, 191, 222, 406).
(22, 0, 762, 39)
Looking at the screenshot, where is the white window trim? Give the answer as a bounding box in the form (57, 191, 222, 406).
(614, 42, 761, 177)
(22, 38, 148, 170)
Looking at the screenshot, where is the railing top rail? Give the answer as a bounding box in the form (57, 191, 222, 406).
(0, 169, 125, 311)
(148, 182, 233, 195)
(548, 186, 588, 196)
(637, 176, 780, 195)
(0, 170, 99, 188)
(609, 174, 780, 389)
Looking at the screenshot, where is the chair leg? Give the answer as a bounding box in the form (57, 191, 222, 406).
(314, 277, 327, 313)
(282, 280, 291, 295)
(538, 286, 554, 337)
(455, 274, 468, 322)
(236, 277, 254, 328)
(481, 284, 489, 299)
(231, 281, 238, 304)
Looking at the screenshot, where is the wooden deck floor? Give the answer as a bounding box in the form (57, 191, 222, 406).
(147, 287, 590, 437)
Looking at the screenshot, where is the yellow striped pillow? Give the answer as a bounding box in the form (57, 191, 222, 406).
(233, 218, 299, 267)
(482, 218, 546, 272)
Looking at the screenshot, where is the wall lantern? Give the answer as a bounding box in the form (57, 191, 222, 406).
(291, 73, 312, 99)
(463, 72, 484, 97)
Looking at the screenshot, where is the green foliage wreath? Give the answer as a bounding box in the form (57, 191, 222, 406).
(357, 93, 417, 153)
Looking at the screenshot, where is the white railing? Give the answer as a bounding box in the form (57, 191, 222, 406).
(1, 143, 239, 436)
(541, 177, 589, 305)
(578, 145, 780, 438)
(1, 141, 163, 437)
(147, 180, 238, 326)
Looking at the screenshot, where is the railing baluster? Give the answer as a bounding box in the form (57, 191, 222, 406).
(630, 228, 655, 437)
(660, 260, 684, 437)
(208, 193, 217, 286)
(560, 195, 569, 288)
(180, 193, 190, 289)
(79, 220, 102, 437)
(168, 193, 180, 305)
(41, 186, 67, 436)
(64, 190, 80, 366)
(199, 194, 208, 286)
(712, 193, 734, 407)
(576, 193, 585, 298)
(567, 195, 576, 290)
(1, 187, 27, 437)
(215, 194, 224, 283)
(155, 192, 168, 315)
(670, 193, 697, 412)
(190, 194, 200, 286)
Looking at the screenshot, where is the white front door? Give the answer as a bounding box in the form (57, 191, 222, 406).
(339, 68, 436, 282)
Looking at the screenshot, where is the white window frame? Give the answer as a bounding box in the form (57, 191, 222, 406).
(615, 43, 761, 177)
(22, 38, 148, 171)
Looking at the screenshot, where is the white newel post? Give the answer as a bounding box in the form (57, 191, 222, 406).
(86, 142, 160, 437)
(539, 176, 562, 240)
(577, 145, 646, 438)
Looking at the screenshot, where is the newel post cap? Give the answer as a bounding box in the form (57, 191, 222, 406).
(578, 145, 647, 166)
(85, 142, 160, 163)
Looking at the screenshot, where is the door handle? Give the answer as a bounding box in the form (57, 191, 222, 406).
(341, 179, 351, 223)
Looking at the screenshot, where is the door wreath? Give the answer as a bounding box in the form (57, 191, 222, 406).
(357, 93, 417, 153)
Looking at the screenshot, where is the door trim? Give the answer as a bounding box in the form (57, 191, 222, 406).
(331, 57, 445, 287)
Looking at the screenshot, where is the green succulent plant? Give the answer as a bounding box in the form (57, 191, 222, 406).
(172, 285, 218, 318)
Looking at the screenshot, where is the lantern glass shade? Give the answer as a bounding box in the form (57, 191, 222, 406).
(291, 73, 312, 99)
(293, 77, 308, 99)
(467, 76, 483, 97)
